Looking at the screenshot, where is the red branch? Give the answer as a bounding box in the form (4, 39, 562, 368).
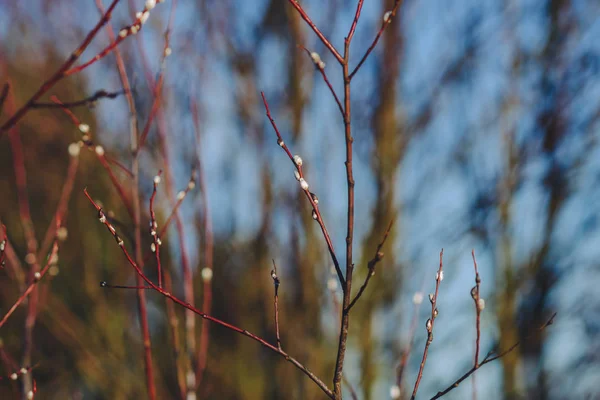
(84, 189, 335, 399)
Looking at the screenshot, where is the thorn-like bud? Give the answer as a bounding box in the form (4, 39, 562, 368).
(299, 178, 309, 190)
(383, 11, 392, 23)
(164, 47, 172, 57)
(0, 240, 5, 251)
(426, 318, 432, 332)
(293, 155, 303, 166)
(312, 209, 318, 220)
(471, 286, 478, 299)
(412, 291, 423, 305)
(78, 123, 90, 133)
(20, 367, 28, 375)
(98, 211, 106, 223)
(116, 236, 124, 246)
(95, 145, 105, 156)
(428, 293, 434, 303)
(310, 192, 319, 204)
(433, 308, 439, 318)
(156, 238, 162, 246)
(100, 281, 107, 287)
(318, 60, 326, 69)
(140, 11, 150, 24)
(277, 138, 284, 147)
(68, 142, 80, 157)
(154, 175, 161, 184)
(131, 25, 139, 35)
(201, 267, 213, 282)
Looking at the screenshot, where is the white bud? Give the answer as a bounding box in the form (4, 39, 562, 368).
(27, 391, 34, 400)
(99, 214, 106, 223)
(327, 278, 337, 291)
(294, 170, 301, 181)
(312, 210, 318, 220)
(187, 181, 196, 190)
(293, 155, 303, 166)
(10, 373, 17, 380)
(310, 51, 321, 64)
(426, 318, 432, 331)
(439, 270, 444, 281)
(177, 190, 186, 200)
(78, 123, 89, 133)
(390, 384, 401, 399)
(478, 298, 485, 311)
(164, 47, 172, 56)
(140, 11, 150, 24)
(0, 240, 5, 251)
(299, 178, 309, 190)
(277, 138, 284, 147)
(433, 308, 439, 318)
(20, 367, 27, 374)
(34, 272, 41, 281)
(131, 25, 139, 35)
(117, 237, 124, 246)
(151, 243, 156, 252)
(57, 227, 68, 241)
(154, 175, 161, 184)
(68, 142, 80, 157)
(156, 238, 162, 245)
(412, 291, 423, 305)
(383, 11, 392, 23)
(119, 29, 128, 38)
(201, 267, 213, 282)
(136, 11, 143, 19)
(318, 60, 326, 69)
(145, 0, 156, 9)
(82, 134, 90, 142)
(436, 270, 444, 282)
(428, 293, 434, 303)
(95, 145, 105, 156)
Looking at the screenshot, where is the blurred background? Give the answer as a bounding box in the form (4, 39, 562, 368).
(1, 0, 599, 399)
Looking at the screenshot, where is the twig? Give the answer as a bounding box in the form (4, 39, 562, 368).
(348, 0, 404, 80)
(84, 189, 335, 399)
(430, 313, 557, 399)
(0, 82, 9, 117)
(470, 250, 482, 400)
(261, 92, 345, 287)
(347, 220, 393, 311)
(30, 89, 130, 109)
(285, 0, 343, 64)
(0, 0, 122, 137)
(150, 171, 163, 288)
(411, 249, 444, 400)
(271, 260, 282, 350)
(0, 234, 60, 329)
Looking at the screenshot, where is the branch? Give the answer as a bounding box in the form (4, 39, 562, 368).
(84, 189, 334, 399)
(430, 313, 557, 399)
(30, 89, 130, 109)
(411, 249, 444, 400)
(347, 220, 393, 311)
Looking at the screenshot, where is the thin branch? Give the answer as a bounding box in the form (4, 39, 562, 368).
(430, 313, 557, 400)
(348, 0, 404, 80)
(470, 249, 482, 400)
(84, 189, 334, 399)
(285, 0, 343, 64)
(30, 89, 130, 109)
(0, 235, 60, 329)
(411, 249, 444, 400)
(0, 0, 122, 136)
(261, 92, 345, 287)
(150, 171, 163, 288)
(347, 220, 393, 311)
(271, 260, 282, 350)
(0, 82, 9, 117)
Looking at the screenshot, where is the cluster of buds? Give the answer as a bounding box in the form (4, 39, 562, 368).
(118, 0, 164, 38)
